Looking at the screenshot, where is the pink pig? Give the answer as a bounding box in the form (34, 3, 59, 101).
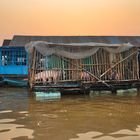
(35, 70, 61, 84)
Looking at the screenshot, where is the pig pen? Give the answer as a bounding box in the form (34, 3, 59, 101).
(25, 41, 140, 93)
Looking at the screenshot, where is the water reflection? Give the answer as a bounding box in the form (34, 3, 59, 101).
(0, 110, 13, 113)
(70, 127, 140, 140)
(0, 88, 140, 140)
(0, 118, 34, 140)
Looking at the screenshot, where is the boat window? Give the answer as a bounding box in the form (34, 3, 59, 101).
(1, 49, 27, 66)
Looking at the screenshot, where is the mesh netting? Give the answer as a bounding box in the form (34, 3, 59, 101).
(25, 41, 134, 59)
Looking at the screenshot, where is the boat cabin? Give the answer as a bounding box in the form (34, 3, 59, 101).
(0, 46, 28, 78)
(26, 41, 140, 92)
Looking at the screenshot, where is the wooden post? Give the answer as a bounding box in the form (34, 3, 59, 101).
(111, 89, 117, 95)
(30, 48, 36, 89)
(137, 51, 140, 80)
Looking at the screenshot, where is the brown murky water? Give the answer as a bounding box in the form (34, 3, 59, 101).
(0, 88, 140, 140)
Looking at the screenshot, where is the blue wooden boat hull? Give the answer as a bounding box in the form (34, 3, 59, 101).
(3, 78, 28, 87)
(0, 80, 5, 86)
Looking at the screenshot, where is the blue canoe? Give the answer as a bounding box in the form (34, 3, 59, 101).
(3, 78, 28, 87)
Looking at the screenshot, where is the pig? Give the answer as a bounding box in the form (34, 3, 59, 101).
(81, 71, 91, 81)
(35, 70, 61, 84)
(80, 71, 96, 81)
(110, 71, 120, 80)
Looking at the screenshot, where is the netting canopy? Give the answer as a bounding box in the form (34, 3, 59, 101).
(25, 41, 134, 59)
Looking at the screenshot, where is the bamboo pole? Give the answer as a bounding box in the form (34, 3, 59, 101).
(93, 54, 96, 77)
(95, 51, 99, 78)
(30, 48, 36, 89)
(38, 52, 41, 83)
(134, 50, 138, 80)
(136, 52, 139, 79)
(59, 56, 62, 81)
(104, 50, 106, 80)
(35, 51, 38, 83)
(122, 53, 124, 80)
(119, 53, 122, 80)
(103, 49, 106, 80)
(68, 58, 70, 81)
(100, 50, 103, 77)
(104, 51, 107, 80)
(91, 55, 94, 81)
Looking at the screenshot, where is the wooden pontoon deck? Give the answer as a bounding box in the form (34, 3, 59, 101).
(33, 80, 140, 93)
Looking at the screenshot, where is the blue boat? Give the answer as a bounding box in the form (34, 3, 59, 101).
(3, 77, 28, 87)
(0, 77, 5, 86)
(0, 46, 28, 76)
(0, 46, 28, 87)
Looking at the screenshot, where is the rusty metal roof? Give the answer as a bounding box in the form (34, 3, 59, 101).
(2, 39, 11, 46)
(9, 35, 140, 46)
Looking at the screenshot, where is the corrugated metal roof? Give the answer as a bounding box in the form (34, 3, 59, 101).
(9, 35, 140, 46)
(2, 39, 11, 46)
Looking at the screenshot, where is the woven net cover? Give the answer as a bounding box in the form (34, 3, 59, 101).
(25, 41, 134, 59)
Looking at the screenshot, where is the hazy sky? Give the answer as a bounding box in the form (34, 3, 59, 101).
(0, 0, 140, 45)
